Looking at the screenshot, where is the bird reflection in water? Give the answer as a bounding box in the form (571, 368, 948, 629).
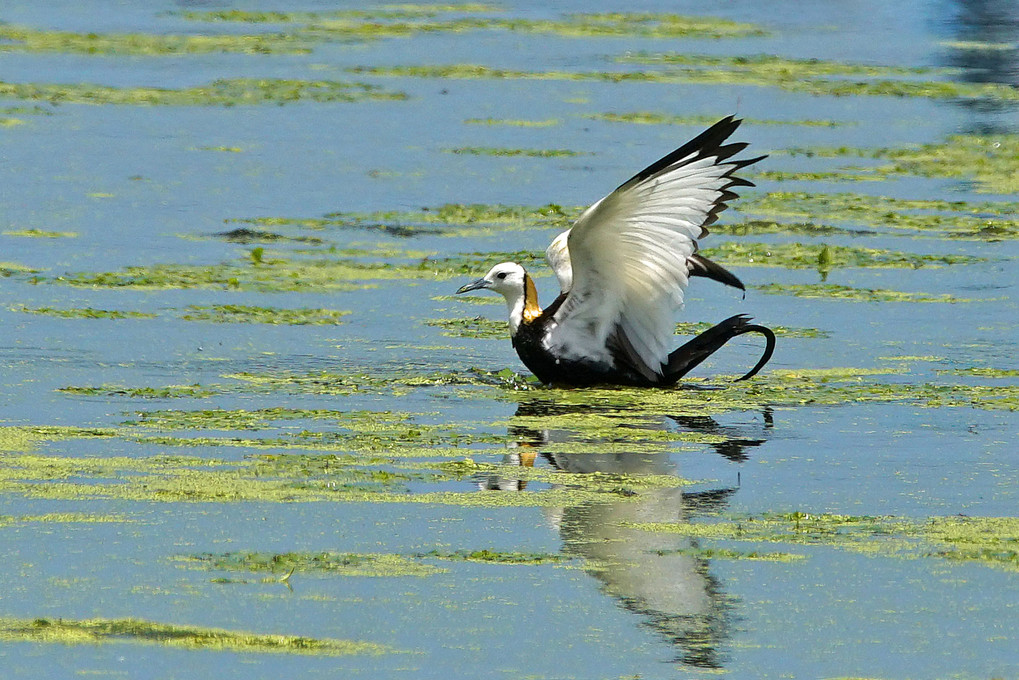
(479, 398, 771, 670)
(942, 0, 1019, 91)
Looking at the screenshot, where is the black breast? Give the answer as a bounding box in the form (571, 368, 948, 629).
(510, 297, 657, 387)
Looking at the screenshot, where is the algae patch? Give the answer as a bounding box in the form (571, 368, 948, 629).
(180, 5, 499, 23)
(180, 305, 350, 325)
(0, 512, 129, 527)
(740, 191, 1018, 240)
(182, 551, 445, 577)
(43, 259, 392, 292)
(629, 513, 1019, 572)
(184, 10, 765, 40)
(0, 617, 389, 655)
(445, 146, 587, 158)
(753, 283, 974, 303)
(783, 135, 1019, 194)
(701, 242, 981, 270)
(937, 367, 1019, 379)
(352, 56, 1019, 102)
(38, 245, 538, 292)
(464, 117, 560, 127)
(0, 78, 406, 107)
(417, 549, 568, 565)
(59, 384, 214, 399)
(426, 316, 508, 339)
(233, 202, 576, 238)
(3, 228, 77, 238)
(585, 111, 842, 127)
(617, 51, 944, 78)
(1, 261, 42, 276)
(0, 24, 314, 55)
(11, 305, 157, 320)
(0, 425, 116, 453)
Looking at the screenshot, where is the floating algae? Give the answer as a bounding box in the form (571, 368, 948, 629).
(40, 259, 400, 292)
(585, 111, 844, 127)
(615, 51, 946, 78)
(184, 10, 765, 40)
(181, 551, 446, 577)
(651, 546, 806, 562)
(753, 283, 976, 303)
(0, 449, 409, 503)
(10, 305, 157, 320)
(782, 135, 1019, 194)
(628, 513, 1019, 572)
(444, 146, 587, 157)
(2, 228, 77, 238)
(0, 425, 115, 453)
(122, 407, 418, 432)
(179, 305, 351, 325)
(937, 367, 1019, 378)
(464, 117, 561, 127)
(700, 242, 982, 270)
(0, 446, 665, 506)
(0, 23, 314, 55)
(219, 367, 502, 396)
(230, 203, 577, 237)
(227, 191, 1014, 244)
(426, 316, 509, 339)
(206, 227, 325, 245)
(435, 457, 696, 490)
(34, 242, 556, 292)
(1, 261, 42, 276)
(0, 617, 390, 655)
(739, 191, 1019, 240)
(3, 361, 1014, 509)
(350, 57, 1019, 102)
(0, 78, 406, 107)
(59, 384, 214, 399)
(416, 549, 569, 565)
(0, 512, 129, 527)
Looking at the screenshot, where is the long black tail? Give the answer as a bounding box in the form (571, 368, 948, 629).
(663, 314, 776, 384)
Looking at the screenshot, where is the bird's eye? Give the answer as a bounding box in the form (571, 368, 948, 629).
(496, 272, 508, 280)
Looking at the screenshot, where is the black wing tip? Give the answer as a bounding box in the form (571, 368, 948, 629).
(621, 114, 746, 188)
(688, 254, 745, 292)
(620, 115, 764, 193)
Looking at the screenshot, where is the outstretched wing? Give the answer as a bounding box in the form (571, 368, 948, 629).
(547, 116, 764, 381)
(545, 229, 573, 293)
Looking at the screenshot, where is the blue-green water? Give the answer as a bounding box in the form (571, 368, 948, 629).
(1, 2, 1017, 678)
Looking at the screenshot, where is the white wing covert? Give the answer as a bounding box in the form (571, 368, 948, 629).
(547, 116, 764, 381)
(545, 229, 573, 294)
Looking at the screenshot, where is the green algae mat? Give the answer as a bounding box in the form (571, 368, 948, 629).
(0, 3, 1016, 679)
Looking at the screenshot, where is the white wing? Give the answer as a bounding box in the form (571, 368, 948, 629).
(545, 229, 573, 293)
(547, 116, 763, 381)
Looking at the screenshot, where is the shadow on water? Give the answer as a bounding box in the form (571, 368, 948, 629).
(480, 398, 772, 670)
(941, 0, 1019, 120)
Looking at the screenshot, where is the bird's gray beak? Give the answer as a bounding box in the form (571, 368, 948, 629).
(456, 278, 491, 294)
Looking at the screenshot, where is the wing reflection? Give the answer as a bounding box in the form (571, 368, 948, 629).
(943, 0, 1019, 88)
(480, 398, 771, 670)
(941, 0, 1019, 119)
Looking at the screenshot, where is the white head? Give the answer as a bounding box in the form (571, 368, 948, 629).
(456, 262, 539, 334)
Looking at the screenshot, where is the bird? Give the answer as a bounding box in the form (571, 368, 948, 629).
(455, 115, 776, 387)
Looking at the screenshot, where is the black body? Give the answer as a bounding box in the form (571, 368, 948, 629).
(512, 310, 775, 387)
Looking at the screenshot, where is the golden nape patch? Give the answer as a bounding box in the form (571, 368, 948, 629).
(522, 274, 543, 323)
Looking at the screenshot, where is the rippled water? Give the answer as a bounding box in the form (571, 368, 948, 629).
(1, 2, 1017, 678)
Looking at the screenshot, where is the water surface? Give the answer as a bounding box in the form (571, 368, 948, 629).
(1, 2, 1017, 678)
